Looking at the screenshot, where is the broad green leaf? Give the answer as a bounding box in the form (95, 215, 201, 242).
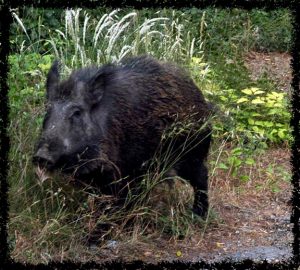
(250, 87, 260, 92)
(248, 118, 255, 125)
(264, 121, 274, 127)
(240, 175, 250, 182)
(245, 158, 255, 165)
(255, 121, 264, 126)
(253, 90, 264, 95)
(218, 163, 228, 170)
(267, 109, 279, 115)
(241, 88, 253, 95)
(251, 98, 265, 104)
(191, 57, 202, 64)
(278, 129, 286, 139)
(265, 101, 275, 107)
(234, 159, 242, 167)
(231, 147, 242, 155)
(38, 63, 51, 72)
(270, 129, 278, 135)
(252, 126, 264, 136)
(237, 97, 248, 103)
(273, 103, 283, 108)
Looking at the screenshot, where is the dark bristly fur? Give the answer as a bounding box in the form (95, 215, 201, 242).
(33, 55, 212, 221)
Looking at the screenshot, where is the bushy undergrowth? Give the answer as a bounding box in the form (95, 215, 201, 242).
(190, 57, 291, 145)
(8, 8, 291, 262)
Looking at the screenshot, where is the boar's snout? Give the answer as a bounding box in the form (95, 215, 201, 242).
(33, 144, 57, 169)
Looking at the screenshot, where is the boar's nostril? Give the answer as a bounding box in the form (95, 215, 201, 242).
(33, 148, 55, 168)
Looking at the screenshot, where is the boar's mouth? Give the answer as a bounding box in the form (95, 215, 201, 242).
(33, 145, 102, 178)
(32, 155, 56, 172)
(59, 155, 102, 177)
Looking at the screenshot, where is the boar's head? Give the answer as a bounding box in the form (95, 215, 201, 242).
(33, 61, 113, 177)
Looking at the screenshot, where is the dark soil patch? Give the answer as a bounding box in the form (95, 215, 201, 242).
(244, 51, 292, 95)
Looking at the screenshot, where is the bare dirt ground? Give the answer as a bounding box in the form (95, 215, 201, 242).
(244, 51, 292, 95)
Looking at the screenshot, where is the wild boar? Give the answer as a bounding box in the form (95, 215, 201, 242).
(33, 55, 212, 217)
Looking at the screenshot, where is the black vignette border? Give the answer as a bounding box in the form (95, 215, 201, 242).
(0, 2, 12, 269)
(0, 0, 299, 269)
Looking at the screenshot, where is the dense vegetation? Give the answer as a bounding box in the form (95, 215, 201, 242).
(8, 7, 291, 262)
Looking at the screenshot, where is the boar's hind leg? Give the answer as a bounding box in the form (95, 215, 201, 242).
(178, 160, 209, 218)
(176, 132, 211, 218)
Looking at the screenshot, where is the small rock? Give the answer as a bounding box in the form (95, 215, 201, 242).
(107, 240, 118, 249)
(144, 251, 152, 257)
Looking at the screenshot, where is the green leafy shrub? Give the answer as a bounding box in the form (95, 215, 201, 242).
(234, 87, 290, 143)
(190, 57, 291, 145)
(9, 53, 54, 113)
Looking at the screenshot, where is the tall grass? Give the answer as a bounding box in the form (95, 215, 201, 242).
(43, 9, 203, 72)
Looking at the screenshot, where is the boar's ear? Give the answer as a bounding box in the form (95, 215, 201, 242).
(46, 60, 60, 100)
(87, 65, 114, 105)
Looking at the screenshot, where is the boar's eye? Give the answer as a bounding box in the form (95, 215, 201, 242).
(70, 109, 82, 121)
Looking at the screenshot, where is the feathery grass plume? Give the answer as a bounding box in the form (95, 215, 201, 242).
(45, 9, 203, 70)
(12, 11, 31, 42)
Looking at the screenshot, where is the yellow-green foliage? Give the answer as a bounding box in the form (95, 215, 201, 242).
(190, 58, 291, 145)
